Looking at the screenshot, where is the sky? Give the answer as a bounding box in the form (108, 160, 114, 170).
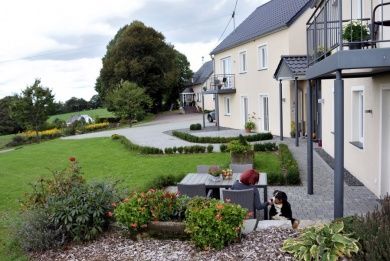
(0, 0, 268, 102)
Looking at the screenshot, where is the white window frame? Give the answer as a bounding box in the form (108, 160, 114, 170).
(257, 44, 268, 70)
(351, 86, 364, 145)
(239, 50, 247, 73)
(220, 56, 232, 75)
(224, 97, 231, 116)
(259, 94, 270, 132)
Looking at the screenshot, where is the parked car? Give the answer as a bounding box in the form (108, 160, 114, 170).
(207, 111, 215, 123)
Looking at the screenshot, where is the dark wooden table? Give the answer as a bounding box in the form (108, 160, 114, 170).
(179, 172, 268, 219)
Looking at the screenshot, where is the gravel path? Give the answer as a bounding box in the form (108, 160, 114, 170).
(31, 228, 298, 261)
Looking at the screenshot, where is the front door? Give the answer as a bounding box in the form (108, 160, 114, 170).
(259, 95, 269, 132)
(381, 89, 390, 196)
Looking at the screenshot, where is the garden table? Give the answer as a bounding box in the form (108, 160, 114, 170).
(179, 172, 268, 219)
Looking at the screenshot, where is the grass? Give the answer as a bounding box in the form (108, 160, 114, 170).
(0, 137, 280, 260)
(0, 134, 15, 150)
(48, 108, 115, 122)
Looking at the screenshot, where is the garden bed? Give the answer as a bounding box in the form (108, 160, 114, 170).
(30, 227, 298, 261)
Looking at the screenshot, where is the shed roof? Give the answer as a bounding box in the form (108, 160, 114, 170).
(211, 0, 311, 55)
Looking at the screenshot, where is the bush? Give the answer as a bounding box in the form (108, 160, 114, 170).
(185, 197, 247, 250)
(52, 118, 66, 129)
(164, 148, 173, 154)
(177, 147, 184, 154)
(254, 142, 277, 152)
(227, 140, 251, 154)
(82, 122, 109, 132)
(145, 173, 186, 190)
(207, 145, 213, 153)
(111, 134, 120, 140)
(171, 131, 272, 144)
(112, 134, 163, 154)
(220, 144, 228, 152)
(337, 196, 390, 260)
(267, 171, 285, 185)
(6, 135, 27, 147)
(47, 181, 120, 242)
(114, 190, 190, 234)
(279, 144, 300, 185)
(283, 221, 360, 260)
(16, 208, 64, 251)
(189, 123, 202, 131)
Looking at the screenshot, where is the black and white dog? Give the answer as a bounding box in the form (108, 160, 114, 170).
(269, 190, 299, 229)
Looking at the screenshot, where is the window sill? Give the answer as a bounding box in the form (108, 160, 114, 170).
(350, 141, 364, 150)
(224, 114, 231, 116)
(239, 71, 247, 74)
(258, 67, 268, 71)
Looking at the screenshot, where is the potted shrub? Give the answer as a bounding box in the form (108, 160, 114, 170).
(343, 21, 369, 49)
(208, 166, 222, 182)
(227, 136, 254, 164)
(244, 121, 256, 133)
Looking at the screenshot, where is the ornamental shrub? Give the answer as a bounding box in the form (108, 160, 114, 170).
(220, 144, 228, 152)
(189, 123, 202, 130)
(207, 144, 213, 153)
(114, 190, 189, 234)
(337, 196, 390, 261)
(279, 144, 301, 185)
(185, 197, 247, 250)
(177, 146, 184, 154)
(227, 140, 251, 154)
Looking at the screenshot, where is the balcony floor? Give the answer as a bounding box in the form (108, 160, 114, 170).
(306, 48, 390, 79)
(204, 88, 236, 94)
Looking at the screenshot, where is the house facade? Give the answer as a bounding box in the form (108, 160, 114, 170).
(306, 0, 390, 199)
(209, 0, 312, 136)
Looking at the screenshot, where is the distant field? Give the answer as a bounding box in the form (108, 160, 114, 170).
(48, 108, 115, 122)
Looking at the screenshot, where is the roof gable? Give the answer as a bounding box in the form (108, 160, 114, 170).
(274, 55, 308, 80)
(211, 0, 311, 55)
(191, 61, 213, 85)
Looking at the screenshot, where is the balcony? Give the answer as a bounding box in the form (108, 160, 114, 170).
(306, 0, 390, 79)
(204, 74, 236, 94)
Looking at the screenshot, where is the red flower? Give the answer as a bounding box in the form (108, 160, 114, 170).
(131, 223, 137, 228)
(69, 157, 76, 162)
(246, 211, 254, 219)
(216, 204, 224, 210)
(106, 211, 113, 217)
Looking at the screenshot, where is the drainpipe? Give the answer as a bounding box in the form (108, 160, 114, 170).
(307, 80, 314, 195)
(295, 77, 299, 147)
(334, 70, 344, 218)
(215, 94, 220, 131)
(279, 80, 284, 141)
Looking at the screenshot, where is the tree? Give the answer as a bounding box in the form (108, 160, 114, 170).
(0, 96, 23, 135)
(14, 79, 55, 137)
(106, 81, 152, 122)
(89, 94, 102, 109)
(64, 97, 89, 113)
(96, 21, 191, 112)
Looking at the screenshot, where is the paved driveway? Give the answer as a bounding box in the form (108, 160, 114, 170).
(62, 113, 219, 149)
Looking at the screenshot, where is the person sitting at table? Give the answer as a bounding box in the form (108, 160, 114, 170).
(231, 169, 270, 211)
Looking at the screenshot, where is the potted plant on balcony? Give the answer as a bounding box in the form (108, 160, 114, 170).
(343, 21, 369, 50)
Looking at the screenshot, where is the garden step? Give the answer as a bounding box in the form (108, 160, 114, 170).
(253, 219, 331, 231)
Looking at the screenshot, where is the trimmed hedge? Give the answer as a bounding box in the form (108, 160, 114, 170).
(253, 142, 278, 152)
(172, 131, 273, 144)
(112, 135, 212, 155)
(189, 123, 202, 131)
(220, 144, 228, 152)
(279, 144, 300, 185)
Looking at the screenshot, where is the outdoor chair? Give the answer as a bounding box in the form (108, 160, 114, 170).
(177, 183, 212, 198)
(196, 165, 219, 173)
(229, 164, 253, 173)
(222, 188, 264, 231)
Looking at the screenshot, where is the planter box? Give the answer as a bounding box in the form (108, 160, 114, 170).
(231, 151, 254, 164)
(147, 221, 187, 239)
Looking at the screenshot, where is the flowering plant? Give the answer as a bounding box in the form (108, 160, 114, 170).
(208, 166, 222, 176)
(222, 169, 233, 180)
(244, 112, 256, 131)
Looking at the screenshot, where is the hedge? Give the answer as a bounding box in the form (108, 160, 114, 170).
(189, 123, 202, 131)
(172, 131, 273, 144)
(279, 144, 301, 185)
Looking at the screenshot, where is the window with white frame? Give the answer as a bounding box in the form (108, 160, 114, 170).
(258, 44, 268, 70)
(224, 97, 231, 115)
(239, 51, 247, 73)
(352, 88, 364, 144)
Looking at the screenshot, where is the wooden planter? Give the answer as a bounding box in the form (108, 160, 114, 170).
(231, 151, 254, 164)
(147, 221, 187, 239)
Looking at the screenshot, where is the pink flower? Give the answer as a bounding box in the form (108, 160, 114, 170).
(106, 211, 113, 217)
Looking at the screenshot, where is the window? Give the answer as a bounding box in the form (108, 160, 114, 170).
(196, 93, 201, 102)
(224, 97, 231, 115)
(220, 57, 231, 74)
(259, 95, 269, 131)
(352, 0, 363, 19)
(239, 51, 247, 73)
(352, 88, 364, 145)
(258, 45, 268, 70)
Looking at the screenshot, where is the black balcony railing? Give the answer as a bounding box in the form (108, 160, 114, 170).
(307, 0, 390, 66)
(207, 74, 235, 91)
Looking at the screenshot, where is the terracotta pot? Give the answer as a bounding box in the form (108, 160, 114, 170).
(245, 128, 252, 133)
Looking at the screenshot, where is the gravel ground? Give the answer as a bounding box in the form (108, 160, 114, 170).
(30, 228, 298, 261)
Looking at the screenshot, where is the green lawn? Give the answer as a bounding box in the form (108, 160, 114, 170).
(48, 108, 115, 122)
(0, 137, 280, 260)
(0, 134, 15, 150)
